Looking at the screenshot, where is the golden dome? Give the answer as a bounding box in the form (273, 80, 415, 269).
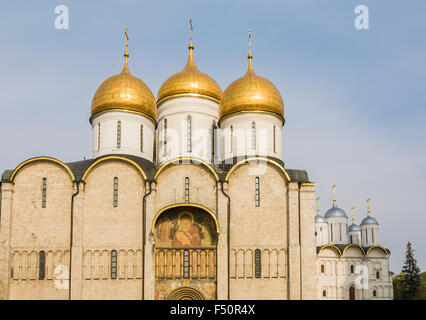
(91, 32, 157, 122)
(157, 44, 222, 104)
(218, 32, 284, 122)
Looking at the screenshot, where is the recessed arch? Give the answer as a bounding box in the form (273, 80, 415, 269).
(9, 156, 75, 182)
(224, 157, 291, 182)
(154, 157, 219, 182)
(366, 245, 389, 256)
(167, 286, 205, 300)
(342, 244, 366, 256)
(318, 244, 342, 256)
(151, 203, 220, 234)
(81, 155, 147, 181)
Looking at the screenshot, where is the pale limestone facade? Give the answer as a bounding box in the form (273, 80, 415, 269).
(0, 156, 317, 300)
(0, 39, 392, 300)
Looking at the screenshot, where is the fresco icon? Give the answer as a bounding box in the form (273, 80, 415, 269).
(155, 210, 216, 247)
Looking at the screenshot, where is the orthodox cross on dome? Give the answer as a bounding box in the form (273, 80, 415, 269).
(186, 19, 196, 69)
(123, 27, 130, 73)
(366, 198, 371, 215)
(124, 27, 129, 57)
(351, 206, 356, 223)
(248, 29, 253, 72)
(189, 18, 193, 46)
(316, 197, 320, 216)
(332, 184, 337, 206)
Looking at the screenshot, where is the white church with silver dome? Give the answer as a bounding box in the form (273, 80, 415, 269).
(315, 186, 393, 300)
(0, 24, 392, 300)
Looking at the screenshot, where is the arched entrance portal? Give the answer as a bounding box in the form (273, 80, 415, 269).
(349, 286, 356, 300)
(168, 287, 205, 300)
(153, 205, 218, 300)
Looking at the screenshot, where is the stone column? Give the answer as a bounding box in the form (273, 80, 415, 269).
(0, 182, 13, 300)
(287, 182, 301, 299)
(144, 182, 156, 300)
(299, 183, 317, 299)
(70, 182, 85, 300)
(216, 181, 229, 299)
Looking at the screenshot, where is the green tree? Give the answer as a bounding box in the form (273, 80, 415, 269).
(400, 242, 421, 300)
(393, 272, 404, 300)
(416, 273, 426, 300)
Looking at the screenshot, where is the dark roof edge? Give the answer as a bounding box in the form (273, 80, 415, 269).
(2, 154, 310, 183)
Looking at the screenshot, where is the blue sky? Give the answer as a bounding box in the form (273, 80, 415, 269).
(0, 1, 425, 273)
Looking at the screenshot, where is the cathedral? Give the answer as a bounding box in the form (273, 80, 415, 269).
(0, 26, 393, 300)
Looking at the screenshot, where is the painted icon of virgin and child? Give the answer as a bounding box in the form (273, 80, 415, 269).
(156, 211, 212, 247)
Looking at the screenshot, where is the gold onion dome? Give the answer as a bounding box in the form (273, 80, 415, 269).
(218, 31, 284, 121)
(157, 20, 222, 104)
(91, 28, 157, 122)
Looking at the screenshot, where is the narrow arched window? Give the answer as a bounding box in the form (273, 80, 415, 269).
(351, 265, 354, 274)
(187, 116, 192, 153)
(376, 271, 380, 279)
(111, 250, 117, 279)
(97, 123, 101, 151)
(373, 289, 377, 297)
(230, 126, 234, 154)
(140, 125, 143, 152)
(321, 264, 325, 274)
(273, 125, 276, 153)
(163, 118, 168, 156)
(116, 121, 121, 148)
(330, 224, 334, 242)
(251, 122, 256, 150)
(113, 177, 118, 207)
(42, 178, 47, 208)
(372, 229, 374, 243)
(211, 121, 216, 161)
(255, 249, 261, 278)
(185, 177, 189, 203)
(39, 251, 46, 280)
(255, 177, 260, 207)
(323, 290, 327, 297)
(183, 250, 189, 278)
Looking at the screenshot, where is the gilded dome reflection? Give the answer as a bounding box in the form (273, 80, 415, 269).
(157, 45, 222, 104)
(91, 54, 157, 122)
(218, 58, 284, 121)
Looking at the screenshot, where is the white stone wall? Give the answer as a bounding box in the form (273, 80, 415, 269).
(0, 158, 393, 300)
(227, 163, 288, 299)
(91, 111, 155, 161)
(2, 161, 73, 299)
(361, 225, 379, 246)
(219, 112, 283, 160)
(315, 222, 329, 246)
(348, 230, 361, 245)
(157, 97, 219, 164)
(316, 246, 392, 300)
(326, 216, 348, 245)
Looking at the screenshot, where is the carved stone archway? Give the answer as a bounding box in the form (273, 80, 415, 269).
(154, 205, 218, 300)
(168, 286, 205, 300)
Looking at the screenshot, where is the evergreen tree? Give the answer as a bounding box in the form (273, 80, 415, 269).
(401, 241, 421, 300)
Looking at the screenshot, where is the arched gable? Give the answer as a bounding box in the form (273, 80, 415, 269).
(342, 244, 366, 257)
(318, 244, 342, 257)
(81, 155, 147, 181)
(154, 157, 219, 182)
(366, 245, 389, 256)
(9, 157, 75, 182)
(225, 157, 291, 182)
(151, 203, 220, 235)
